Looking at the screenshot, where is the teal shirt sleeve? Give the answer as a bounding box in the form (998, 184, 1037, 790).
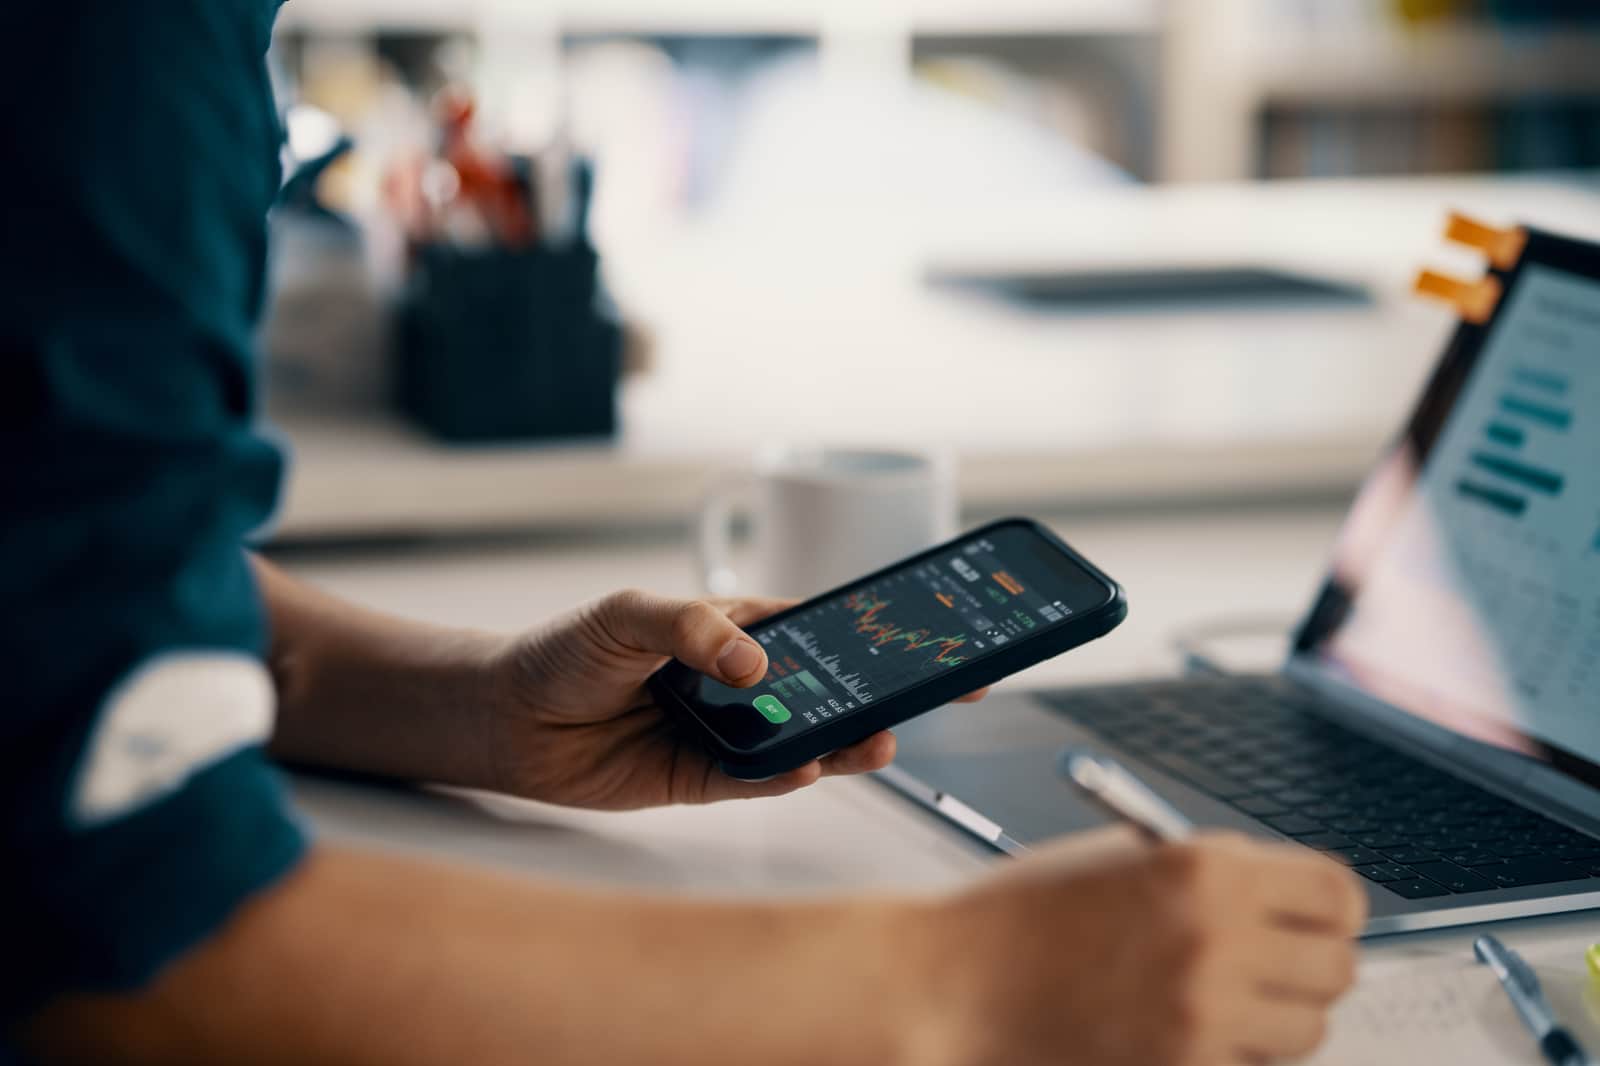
(0, 1, 306, 1021)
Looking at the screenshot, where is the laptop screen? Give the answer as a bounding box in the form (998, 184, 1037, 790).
(1295, 233, 1600, 784)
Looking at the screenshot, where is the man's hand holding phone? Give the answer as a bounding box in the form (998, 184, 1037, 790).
(483, 588, 988, 810)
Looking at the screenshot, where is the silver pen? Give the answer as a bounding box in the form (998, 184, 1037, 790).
(1060, 749, 1194, 843)
(1475, 934, 1594, 1066)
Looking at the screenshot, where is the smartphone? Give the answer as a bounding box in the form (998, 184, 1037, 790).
(648, 517, 1127, 780)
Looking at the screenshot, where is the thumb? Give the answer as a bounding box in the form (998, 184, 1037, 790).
(590, 589, 769, 686)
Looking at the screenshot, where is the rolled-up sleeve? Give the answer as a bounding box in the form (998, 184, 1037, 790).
(0, 0, 306, 1021)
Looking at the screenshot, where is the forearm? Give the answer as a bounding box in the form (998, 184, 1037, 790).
(21, 846, 931, 1066)
(253, 557, 504, 788)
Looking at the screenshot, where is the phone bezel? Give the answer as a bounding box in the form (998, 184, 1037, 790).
(647, 517, 1128, 780)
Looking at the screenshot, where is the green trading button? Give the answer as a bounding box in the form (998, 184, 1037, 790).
(753, 695, 792, 724)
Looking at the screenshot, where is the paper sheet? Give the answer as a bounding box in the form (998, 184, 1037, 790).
(1303, 954, 1600, 1066)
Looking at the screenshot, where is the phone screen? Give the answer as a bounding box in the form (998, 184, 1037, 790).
(688, 523, 1115, 748)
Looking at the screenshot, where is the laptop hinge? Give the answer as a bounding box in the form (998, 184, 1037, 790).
(1281, 656, 1600, 837)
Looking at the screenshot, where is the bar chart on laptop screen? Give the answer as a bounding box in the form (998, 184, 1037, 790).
(1455, 365, 1575, 523)
(1421, 264, 1600, 748)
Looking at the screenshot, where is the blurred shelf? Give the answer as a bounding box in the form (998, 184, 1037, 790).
(268, 411, 1378, 541)
(904, 0, 1159, 37)
(276, 0, 479, 33)
(277, 0, 818, 35)
(1252, 26, 1600, 105)
(269, 413, 706, 537)
(1161, 5, 1600, 180)
(277, 0, 1159, 37)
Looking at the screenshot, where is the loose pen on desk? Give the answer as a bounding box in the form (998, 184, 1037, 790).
(1475, 934, 1595, 1066)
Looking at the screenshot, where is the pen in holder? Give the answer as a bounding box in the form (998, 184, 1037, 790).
(387, 96, 621, 442)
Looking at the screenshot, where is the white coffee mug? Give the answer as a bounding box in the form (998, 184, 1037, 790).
(697, 447, 957, 599)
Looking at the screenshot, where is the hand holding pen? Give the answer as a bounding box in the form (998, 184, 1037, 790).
(1015, 749, 1369, 1063)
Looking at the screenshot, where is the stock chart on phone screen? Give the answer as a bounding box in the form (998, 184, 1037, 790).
(697, 526, 1103, 735)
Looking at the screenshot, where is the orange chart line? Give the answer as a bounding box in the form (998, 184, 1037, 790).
(992, 571, 1025, 596)
(936, 593, 955, 608)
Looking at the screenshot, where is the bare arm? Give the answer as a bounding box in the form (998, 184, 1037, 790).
(253, 559, 921, 808)
(19, 831, 1366, 1066)
(21, 844, 921, 1066)
(254, 556, 504, 789)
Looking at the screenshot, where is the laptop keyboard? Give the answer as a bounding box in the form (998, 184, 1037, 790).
(1044, 677, 1600, 900)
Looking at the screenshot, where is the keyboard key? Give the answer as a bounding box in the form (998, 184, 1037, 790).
(1381, 846, 1440, 865)
(1209, 758, 1269, 779)
(1457, 855, 1508, 868)
(1354, 834, 1411, 851)
(1326, 847, 1385, 866)
(1353, 863, 1415, 883)
(1263, 814, 1326, 837)
(1488, 841, 1543, 858)
(1270, 789, 1323, 807)
(1324, 816, 1380, 835)
(1531, 827, 1583, 846)
(1146, 753, 1255, 799)
(1233, 796, 1291, 818)
(1487, 858, 1593, 889)
(1440, 845, 1499, 866)
(1297, 833, 1354, 851)
(1387, 823, 1435, 841)
(1386, 878, 1452, 900)
(1453, 824, 1508, 844)
(1407, 862, 1497, 894)
(1420, 811, 1478, 828)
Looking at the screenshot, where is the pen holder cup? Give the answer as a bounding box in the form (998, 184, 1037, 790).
(394, 240, 622, 442)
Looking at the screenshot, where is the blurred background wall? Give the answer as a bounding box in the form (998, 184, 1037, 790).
(257, 0, 1600, 544)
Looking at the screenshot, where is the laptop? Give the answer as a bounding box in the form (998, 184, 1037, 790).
(880, 223, 1600, 935)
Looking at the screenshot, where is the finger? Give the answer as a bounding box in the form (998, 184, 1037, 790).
(951, 686, 990, 704)
(998, 824, 1146, 883)
(700, 760, 823, 803)
(818, 731, 897, 776)
(1209, 838, 1368, 935)
(1263, 855, 1368, 936)
(592, 590, 768, 685)
(1249, 928, 1359, 1005)
(715, 597, 798, 628)
(1232, 999, 1331, 1063)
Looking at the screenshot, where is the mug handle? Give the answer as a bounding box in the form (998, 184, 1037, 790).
(696, 473, 752, 596)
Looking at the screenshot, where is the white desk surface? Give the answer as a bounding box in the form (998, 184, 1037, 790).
(279, 504, 1600, 1064)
